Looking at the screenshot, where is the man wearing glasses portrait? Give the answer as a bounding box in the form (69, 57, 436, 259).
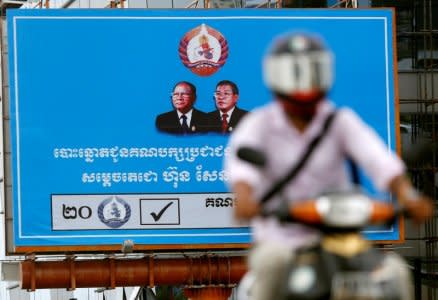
(155, 81, 209, 135)
(207, 80, 249, 134)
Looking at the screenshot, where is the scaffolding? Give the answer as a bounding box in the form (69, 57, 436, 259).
(0, 0, 361, 9)
(393, 0, 438, 298)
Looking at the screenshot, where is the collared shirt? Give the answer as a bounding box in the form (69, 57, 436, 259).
(224, 100, 405, 248)
(220, 106, 235, 123)
(177, 109, 193, 126)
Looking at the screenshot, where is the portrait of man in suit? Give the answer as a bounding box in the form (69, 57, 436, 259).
(155, 81, 209, 135)
(207, 80, 248, 134)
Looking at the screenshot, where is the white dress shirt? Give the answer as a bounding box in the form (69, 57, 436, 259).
(220, 106, 235, 123)
(177, 109, 193, 126)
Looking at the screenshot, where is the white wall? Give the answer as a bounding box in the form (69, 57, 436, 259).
(398, 71, 438, 114)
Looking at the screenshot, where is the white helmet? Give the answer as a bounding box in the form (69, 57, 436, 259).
(263, 33, 334, 104)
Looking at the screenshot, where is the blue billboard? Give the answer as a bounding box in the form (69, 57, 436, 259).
(7, 8, 399, 252)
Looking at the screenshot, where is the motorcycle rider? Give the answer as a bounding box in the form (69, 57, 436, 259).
(224, 32, 434, 300)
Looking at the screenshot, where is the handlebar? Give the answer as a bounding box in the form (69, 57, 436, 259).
(261, 190, 403, 230)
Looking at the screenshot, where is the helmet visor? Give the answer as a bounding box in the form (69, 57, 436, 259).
(263, 51, 333, 100)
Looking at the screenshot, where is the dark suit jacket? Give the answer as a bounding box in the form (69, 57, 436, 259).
(155, 108, 209, 135)
(206, 106, 248, 134)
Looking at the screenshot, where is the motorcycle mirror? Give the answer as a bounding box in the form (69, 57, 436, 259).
(237, 146, 267, 167)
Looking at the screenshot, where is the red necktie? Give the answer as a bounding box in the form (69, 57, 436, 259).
(221, 113, 228, 133)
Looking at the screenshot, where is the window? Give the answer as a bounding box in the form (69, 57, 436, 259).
(282, 0, 326, 8)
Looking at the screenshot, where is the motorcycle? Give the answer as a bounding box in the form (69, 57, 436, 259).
(235, 147, 413, 300)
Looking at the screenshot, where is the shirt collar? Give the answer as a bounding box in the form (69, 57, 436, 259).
(177, 109, 193, 119)
(220, 106, 235, 118)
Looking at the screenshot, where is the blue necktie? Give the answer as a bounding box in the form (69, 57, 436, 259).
(181, 115, 189, 133)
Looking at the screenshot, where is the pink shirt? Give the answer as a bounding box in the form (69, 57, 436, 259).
(224, 101, 405, 248)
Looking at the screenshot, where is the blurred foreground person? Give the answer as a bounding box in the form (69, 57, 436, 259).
(224, 32, 434, 300)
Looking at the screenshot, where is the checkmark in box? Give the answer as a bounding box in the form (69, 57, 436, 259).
(140, 198, 180, 225)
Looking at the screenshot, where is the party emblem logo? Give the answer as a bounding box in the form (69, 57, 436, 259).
(98, 196, 131, 228)
(179, 24, 229, 76)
